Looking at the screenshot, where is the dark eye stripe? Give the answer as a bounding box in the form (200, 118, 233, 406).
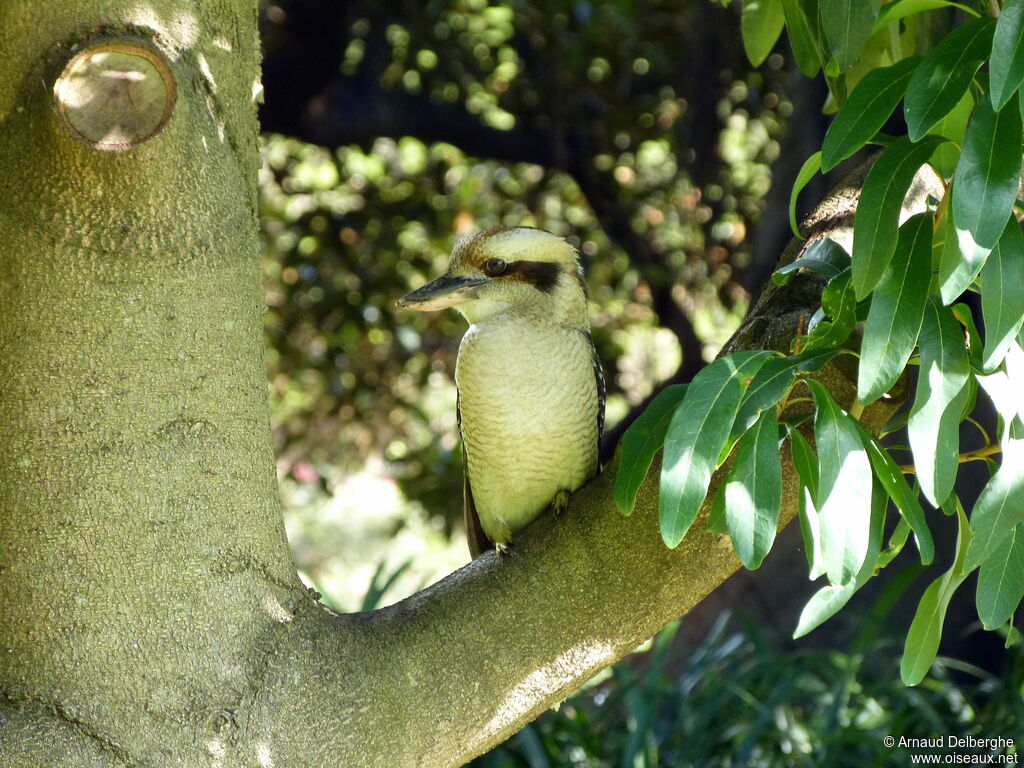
(499, 260, 562, 294)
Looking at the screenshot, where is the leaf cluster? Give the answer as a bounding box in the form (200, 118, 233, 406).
(618, 0, 1024, 685)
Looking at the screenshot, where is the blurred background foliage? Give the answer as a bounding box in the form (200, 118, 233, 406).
(472, 610, 1024, 767)
(255, 0, 1020, 762)
(258, 0, 808, 607)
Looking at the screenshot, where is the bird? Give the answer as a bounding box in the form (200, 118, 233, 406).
(398, 226, 605, 558)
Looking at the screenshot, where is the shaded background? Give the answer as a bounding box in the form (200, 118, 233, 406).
(255, 1, 1022, 764)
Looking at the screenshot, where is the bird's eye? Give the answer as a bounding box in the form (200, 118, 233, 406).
(484, 258, 507, 276)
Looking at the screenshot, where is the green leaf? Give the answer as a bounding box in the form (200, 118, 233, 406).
(908, 298, 971, 508)
(857, 212, 933, 404)
(789, 151, 822, 237)
(851, 135, 945, 299)
(981, 218, 1024, 372)
(990, 0, 1024, 110)
(977, 345, 1024, 444)
(952, 91, 1023, 252)
(803, 269, 858, 351)
(781, 0, 823, 76)
(799, 0, 831, 62)
(660, 352, 774, 547)
(794, 581, 856, 638)
(794, 477, 886, 637)
(951, 302, 985, 369)
(820, 0, 882, 72)
(708, 480, 728, 534)
(901, 503, 973, 685)
(965, 437, 1024, 573)
(874, 0, 979, 34)
(721, 411, 783, 569)
(742, 0, 786, 66)
(821, 57, 921, 171)
(976, 522, 1024, 629)
(732, 348, 840, 439)
(615, 384, 689, 515)
(854, 424, 935, 564)
(877, 517, 912, 569)
(772, 237, 851, 284)
(789, 427, 825, 577)
(936, 201, 991, 305)
(938, 189, 994, 305)
(807, 380, 874, 584)
(789, 426, 819, 500)
(929, 89, 973, 178)
(904, 17, 996, 141)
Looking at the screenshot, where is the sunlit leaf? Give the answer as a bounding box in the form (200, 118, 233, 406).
(980, 218, 1024, 372)
(851, 135, 944, 299)
(821, 57, 920, 171)
(721, 411, 783, 569)
(858, 212, 932, 404)
(820, 0, 882, 72)
(904, 17, 996, 141)
(742, 0, 786, 66)
(908, 298, 971, 508)
(952, 91, 1023, 252)
(976, 346, 1024, 444)
(789, 151, 822, 237)
(615, 384, 689, 515)
(807, 380, 874, 584)
(794, 477, 886, 637)
(901, 503, 972, 685)
(965, 439, 1024, 573)
(660, 352, 774, 547)
(976, 521, 1024, 629)
(990, 0, 1024, 110)
(937, 196, 993, 305)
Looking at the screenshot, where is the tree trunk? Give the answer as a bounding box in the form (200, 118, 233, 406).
(0, 4, 916, 768)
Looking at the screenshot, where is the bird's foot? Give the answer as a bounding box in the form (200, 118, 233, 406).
(552, 489, 571, 515)
(495, 541, 513, 556)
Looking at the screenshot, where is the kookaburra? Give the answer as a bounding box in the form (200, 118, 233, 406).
(398, 227, 605, 558)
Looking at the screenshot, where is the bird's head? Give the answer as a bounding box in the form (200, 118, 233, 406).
(398, 227, 588, 326)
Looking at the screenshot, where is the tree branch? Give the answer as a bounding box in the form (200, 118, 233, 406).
(255, 447, 803, 767)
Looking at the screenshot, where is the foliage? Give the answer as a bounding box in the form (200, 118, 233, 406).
(473, 609, 1024, 767)
(617, 0, 1024, 684)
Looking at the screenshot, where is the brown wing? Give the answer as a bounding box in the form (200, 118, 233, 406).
(458, 392, 493, 558)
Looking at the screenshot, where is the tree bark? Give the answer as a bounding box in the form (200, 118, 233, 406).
(0, 4, 927, 768)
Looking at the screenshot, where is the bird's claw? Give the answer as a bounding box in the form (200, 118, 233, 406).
(552, 489, 570, 515)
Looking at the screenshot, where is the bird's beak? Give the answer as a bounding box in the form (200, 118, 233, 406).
(397, 274, 490, 311)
